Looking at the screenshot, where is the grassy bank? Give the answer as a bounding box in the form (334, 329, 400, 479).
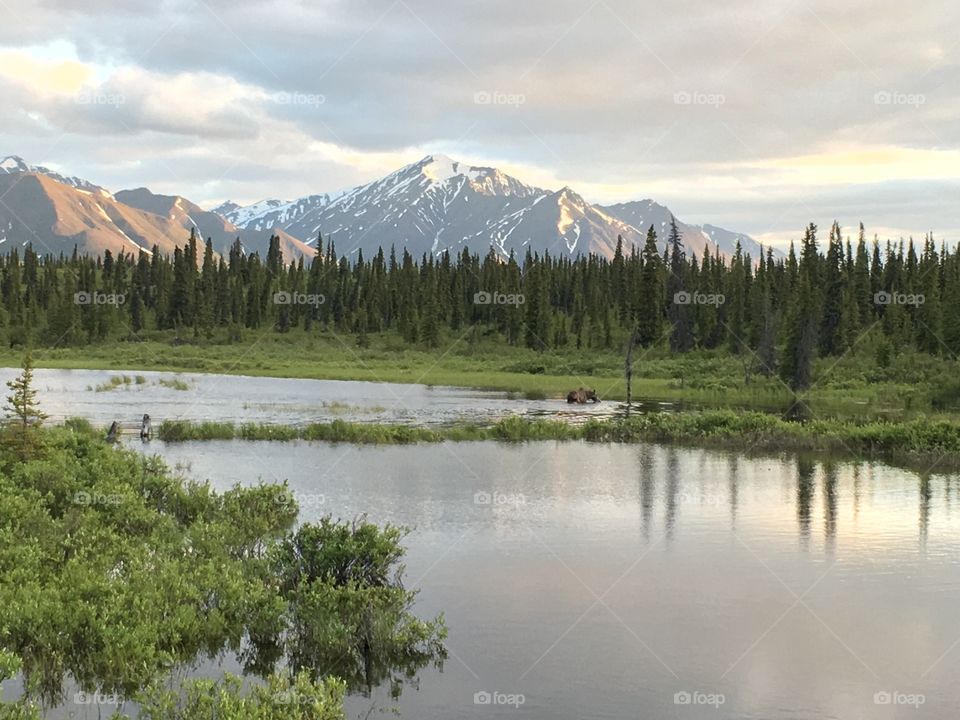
(2, 329, 954, 420)
(155, 412, 960, 470)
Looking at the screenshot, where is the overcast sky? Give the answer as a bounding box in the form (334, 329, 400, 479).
(1, 0, 957, 248)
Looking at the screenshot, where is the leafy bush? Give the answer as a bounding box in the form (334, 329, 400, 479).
(0, 425, 445, 714)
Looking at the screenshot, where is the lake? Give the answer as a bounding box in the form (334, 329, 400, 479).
(5, 368, 959, 718)
(132, 438, 958, 719)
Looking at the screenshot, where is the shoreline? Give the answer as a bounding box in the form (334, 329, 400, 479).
(141, 413, 960, 473)
(0, 339, 925, 420)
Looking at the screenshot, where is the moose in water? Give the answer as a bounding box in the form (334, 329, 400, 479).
(566, 388, 600, 404)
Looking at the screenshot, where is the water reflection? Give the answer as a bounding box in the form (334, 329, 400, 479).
(919, 473, 931, 548)
(664, 447, 680, 540)
(823, 463, 838, 553)
(638, 446, 655, 540)
(728, 455, 740, 528)
(852, 464, 862, 521)
(797, 458, 816, 546)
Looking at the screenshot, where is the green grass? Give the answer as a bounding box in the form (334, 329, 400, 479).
(154, 412, 960, 470)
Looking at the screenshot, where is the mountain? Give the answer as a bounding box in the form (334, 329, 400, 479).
(218, 154, 771, 261)
(0, 161, 314, 261)
(212, 194, 344, 235)
(0, 155, 106, 194)
(115, 188, 314, 259)
(0, 172, 184, 256)
(598, 200, 762, 260)
(0, 152, 768, 263)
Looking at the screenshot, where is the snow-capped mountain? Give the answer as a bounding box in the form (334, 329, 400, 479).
(217, 154, 770, 261)
(212, 193, 346, 235)
(0, 155, 107, 195)
(0, 152, 769, 263)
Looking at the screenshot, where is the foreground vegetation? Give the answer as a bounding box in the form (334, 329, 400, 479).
(0, 408, 446, 718)
(156, 412, 960, 470)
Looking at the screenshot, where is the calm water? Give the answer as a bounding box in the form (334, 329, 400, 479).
(0, 368, 617, 426)
(118, 438, 959, 719)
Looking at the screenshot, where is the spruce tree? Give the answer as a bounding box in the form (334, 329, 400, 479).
(636, 226, 664, 347)
(3, 351, 46, 459)
(666, 217, 693, 352)
(781, 224, 820, 391)
(819, 221, 845, 356)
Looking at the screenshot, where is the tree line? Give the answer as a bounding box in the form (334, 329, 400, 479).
(0, 218, 954, 389)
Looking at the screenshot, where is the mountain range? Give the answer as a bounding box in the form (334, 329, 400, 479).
(0, 153, 769, 262)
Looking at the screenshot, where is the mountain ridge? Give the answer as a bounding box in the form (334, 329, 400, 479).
(216, 154, 773, 261)
(0, 153, 772, 262)
(0, 157, 314, 261)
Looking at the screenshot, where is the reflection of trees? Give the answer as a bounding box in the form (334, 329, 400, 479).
(797, 458, 816, 545)
(852, 464, 862, 521)
(638, 446, 655, 539)
(823, 463, 837, 552)
(665, 447, 679, 539)
(919, 474, 932, 548)
(728, 455, 739, 528)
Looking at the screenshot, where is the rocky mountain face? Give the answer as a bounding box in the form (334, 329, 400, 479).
(0, 156, 313, 260)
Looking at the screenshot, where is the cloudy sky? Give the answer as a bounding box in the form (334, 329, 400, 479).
(1, 0, 957, 247)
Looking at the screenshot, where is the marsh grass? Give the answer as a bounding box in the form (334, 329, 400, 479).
(92, 375, 133, 392)
(155, 411, 960, 469)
